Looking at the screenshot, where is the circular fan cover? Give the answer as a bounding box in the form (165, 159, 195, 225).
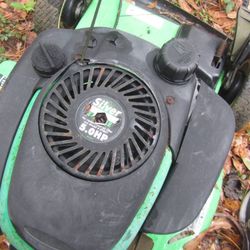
(40, 64, 161, 181)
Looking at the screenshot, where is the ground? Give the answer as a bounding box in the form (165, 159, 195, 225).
(0, 0, 250, 249)
(0, 0, 36, 63)
(168, 0, 243, 37)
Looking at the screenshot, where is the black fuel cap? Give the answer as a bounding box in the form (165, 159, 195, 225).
(32, 43, 66, 77)
(155, 38, 199, 84)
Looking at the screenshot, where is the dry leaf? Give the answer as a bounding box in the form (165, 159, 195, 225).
(178, 0, 193, 13)
(224, 155, 233, 175)
(211, 217, 233, 231)
(232, 157, 246, 174)
(26, 31, 37, 46)
(0, 2, 8, 9)
(147, 0, 157, 9)
(184, 218, 233, 250)
(222, 199, 241, 216)
(184, 230, 208, 250)
(242, 178, 250, 191)
(227, 11, 237, 19)
(0, 235, 9, 250)
(242, 157, 250, 170)
(186, 0, 199, 10)
(208, 10, 227, 19)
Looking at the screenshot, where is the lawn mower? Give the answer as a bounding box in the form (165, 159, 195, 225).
(0, 0, 249, 249)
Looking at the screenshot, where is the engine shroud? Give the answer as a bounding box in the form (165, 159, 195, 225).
(40, 64, 160, 180)
(6, 28, 199, 250)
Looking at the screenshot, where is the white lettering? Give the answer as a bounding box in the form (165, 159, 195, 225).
(93, 130, 102, 140)
(93, 98, 102, 106)
(88, 128, 95, 136)
(115, 111, 122, 116)
(79, 123, 86, 131)
(92, 98, 122, 117)
(100, 134, 108, 141)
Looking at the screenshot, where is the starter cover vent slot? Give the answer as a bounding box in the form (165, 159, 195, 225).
(40, 64, 161, 181)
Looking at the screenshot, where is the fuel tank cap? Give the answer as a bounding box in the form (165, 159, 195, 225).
(155, 38, 199, 84)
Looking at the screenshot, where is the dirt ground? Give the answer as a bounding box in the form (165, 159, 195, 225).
(0, 0, 250, 249)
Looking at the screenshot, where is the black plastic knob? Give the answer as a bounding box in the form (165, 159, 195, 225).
(155, 38, 199, 84)
(31, 43, 66, 77)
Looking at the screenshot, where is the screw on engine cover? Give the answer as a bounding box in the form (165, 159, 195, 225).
(166, 96, 175, 105)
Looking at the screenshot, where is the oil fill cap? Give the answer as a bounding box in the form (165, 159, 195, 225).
(32, 43, 66, 78)
(155, 38, 199, 84)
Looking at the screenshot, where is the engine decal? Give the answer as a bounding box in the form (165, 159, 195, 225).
(76, 95, 125, 143)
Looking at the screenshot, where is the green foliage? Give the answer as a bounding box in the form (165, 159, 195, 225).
(199, 8, 211, 24)
(0, 13, 9, 26)
(0, 46, 6, 64)
(224, 0, 235, 13)
(0, 47, 5, 54)
(10, 0, 35, 12)
(0, 13, 11, 42)
(0, 12, 27, 43)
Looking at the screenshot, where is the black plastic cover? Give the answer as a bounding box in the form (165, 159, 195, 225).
(7, 28, 197, 250)
(0, 28, 76, 182)
(1, 26, 231, 249)
(143, 82, 235, 234)
(177, 25, 227, 87)
(0, 23, 226, 182)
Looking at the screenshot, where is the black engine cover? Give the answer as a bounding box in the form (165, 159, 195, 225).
(6, 28, 198, 250)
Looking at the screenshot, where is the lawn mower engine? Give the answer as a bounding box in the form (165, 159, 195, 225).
(0, 27, 235, 250)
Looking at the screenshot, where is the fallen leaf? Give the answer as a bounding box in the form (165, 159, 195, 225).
(232, 157, 246, 174)
(242, 157, 250, 170)
(26, 31, 37, 46)
(184, 230, 208, 250)
(242, 178, 250, 191)
(186, 0, 199, 10)
(147, 0, 157, 9)
(0, 2, 8, 9)
(218, 232, 241, 249)
(184, 217, 233, 250)
(0, 235, 9, 250)
(227, 11, 237, 19)
(208, 10, 227, 19)
(178, 0, 193, 13)
(224, 155, 232, 175)
(222, 199, 241, 216)
(211, 217, 233, 231)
